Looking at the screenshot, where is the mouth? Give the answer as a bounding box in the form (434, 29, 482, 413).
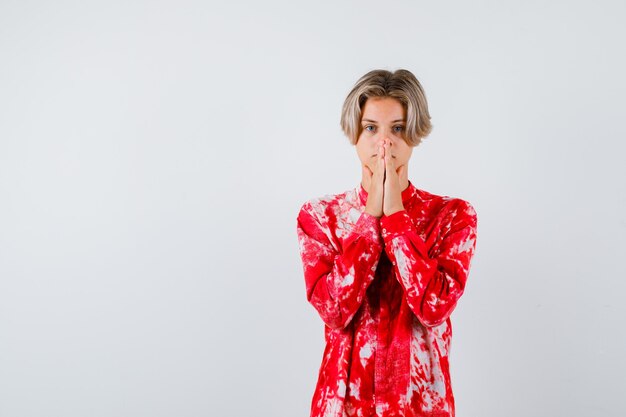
(372, 154, 396, 158)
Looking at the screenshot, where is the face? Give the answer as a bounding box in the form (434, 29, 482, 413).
(355, 97, 413, 172)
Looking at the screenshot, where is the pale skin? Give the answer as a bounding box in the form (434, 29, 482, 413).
(356, 97, 415, 218)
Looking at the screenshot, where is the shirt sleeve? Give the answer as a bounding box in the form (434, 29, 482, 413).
(296, 202, 383, 330)
(380, 199, 478, 328)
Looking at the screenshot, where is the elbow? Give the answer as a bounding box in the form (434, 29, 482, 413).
(413, 285, 463, 328)
(324, 317, 349, 331)
(318, 306, 355, 331)
(329, 310, 357, 331)
(307, 295, 346, 330)
(416, 313, 450, 328)
(309, 299, 354, 331)
(413, 298, 458, 328)
(320, 308, 344, 330)
(307, 280, 355, 330)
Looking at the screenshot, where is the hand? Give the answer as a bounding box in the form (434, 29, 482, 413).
(363, 141, 385, 218)
(383, 139, 406, 216)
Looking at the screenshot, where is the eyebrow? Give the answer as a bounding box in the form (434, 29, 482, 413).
(362, 119, 405, 123)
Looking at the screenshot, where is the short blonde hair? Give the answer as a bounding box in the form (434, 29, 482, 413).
(340, 69, 432, 147)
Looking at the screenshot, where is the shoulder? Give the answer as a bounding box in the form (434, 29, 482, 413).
(417, 187, 477, 223)
(297, 187, 357, 223)
(296, 188, 359, 246)
(444, 196, 477, 222)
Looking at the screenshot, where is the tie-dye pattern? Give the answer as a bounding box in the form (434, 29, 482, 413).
(296, 181, 478, 417)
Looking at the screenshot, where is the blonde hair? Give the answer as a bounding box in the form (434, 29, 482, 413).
(340, 69, 432, 147)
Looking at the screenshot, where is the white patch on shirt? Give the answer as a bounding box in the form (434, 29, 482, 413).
(348, 207, 361, 224)
(393, 240, 413, 282)
(323, 396, 342, 417)
(458, 237, 474, 253)
(376, 402, 389, 414)
(425, 292, 438, 308)
(341, 265, 355, 287)
(348, 379, 361, 401)
(359, 341, 373, 367)
(337, 379, 346, 397)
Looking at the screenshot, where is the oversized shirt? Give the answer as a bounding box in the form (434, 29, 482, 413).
(296, 180, 478, 417)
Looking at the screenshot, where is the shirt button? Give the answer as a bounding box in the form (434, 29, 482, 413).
(382, 228, 387, 233)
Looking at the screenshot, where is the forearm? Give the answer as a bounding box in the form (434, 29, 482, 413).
(298, 209, 384, 330)
(380, 203, 477, 327)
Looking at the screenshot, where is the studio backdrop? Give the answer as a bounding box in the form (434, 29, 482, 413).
(0, 1, 624, 416)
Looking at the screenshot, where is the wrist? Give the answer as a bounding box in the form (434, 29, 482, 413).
(365, 207, 382, 218)
(384, 205, 404, 216)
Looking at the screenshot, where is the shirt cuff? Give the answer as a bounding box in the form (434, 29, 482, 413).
(352, 211, 383, 246)
(380, 210, 429, 258)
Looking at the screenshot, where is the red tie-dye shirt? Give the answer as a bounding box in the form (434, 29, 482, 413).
(296, 181, 478, 417)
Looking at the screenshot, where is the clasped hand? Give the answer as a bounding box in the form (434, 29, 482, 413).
(363, 138, 406, 218)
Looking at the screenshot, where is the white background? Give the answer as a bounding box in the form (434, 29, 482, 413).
(1, 1, 625, 416)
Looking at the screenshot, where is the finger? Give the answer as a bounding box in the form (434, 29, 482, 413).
(377, 144, 385, 169)
(384, 145, 395, 173)
(375, 161, 385, 184)
(383, 141, 390, 163)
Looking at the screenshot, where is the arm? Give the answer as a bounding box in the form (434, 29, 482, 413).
(380, 199, 478, 328)
(296, 202, 383, 330)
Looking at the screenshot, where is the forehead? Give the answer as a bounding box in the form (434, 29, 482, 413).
(361, 97, 406, 120)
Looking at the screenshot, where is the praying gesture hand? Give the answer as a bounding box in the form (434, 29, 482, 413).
(363, 141, 385, 218)
(382, 139, 406, 216)
(363, 139, 406, 218)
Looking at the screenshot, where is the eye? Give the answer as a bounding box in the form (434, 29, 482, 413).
(393, 125, 405, 133)
(363, 125, 375, 132)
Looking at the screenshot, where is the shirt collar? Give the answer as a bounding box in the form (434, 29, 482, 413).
(358, 180, 418, 207)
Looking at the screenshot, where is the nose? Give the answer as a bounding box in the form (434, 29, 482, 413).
(377, 132, 395, 147)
